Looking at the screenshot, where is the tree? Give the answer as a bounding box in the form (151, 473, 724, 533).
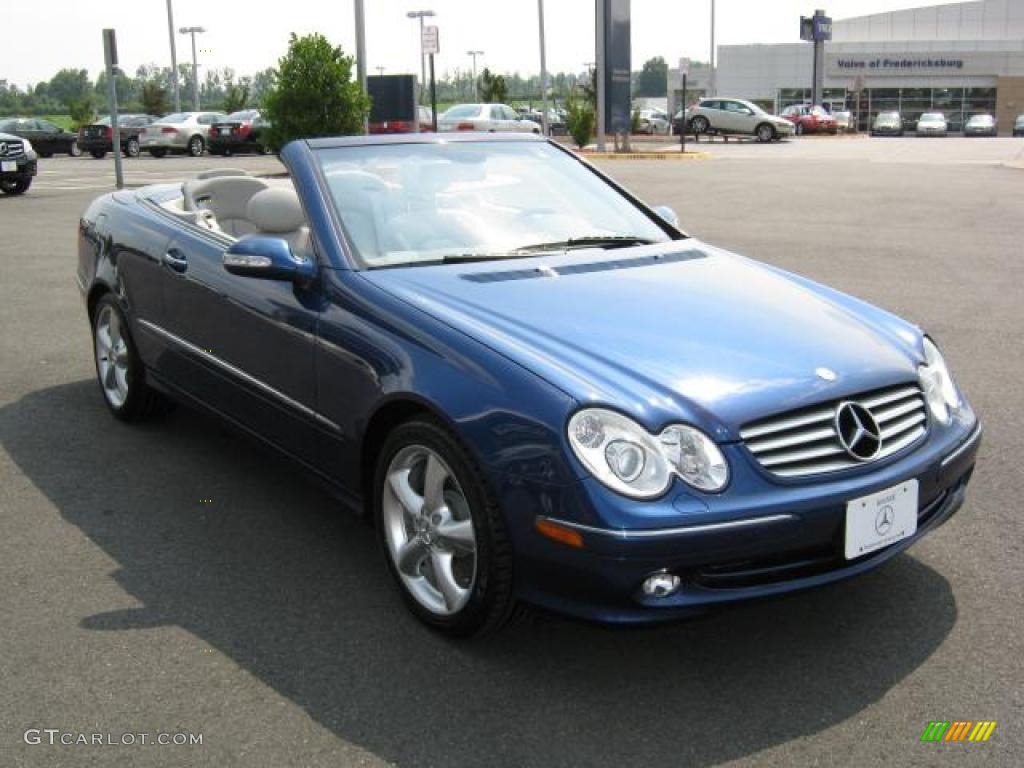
(477, 68, 507, 103)
(140, 81, 169, 116)
(262, 33, 370, 150)
(565, 96, 595, 149)
(222, 80, 250, 113)
(48, 68, 92, 109)
(68, 95, 97, 128)
(636, 56, 668, 98)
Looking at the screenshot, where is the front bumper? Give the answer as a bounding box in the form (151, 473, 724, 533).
(0, 157, 37, 180)
(506, 417, 981, 623)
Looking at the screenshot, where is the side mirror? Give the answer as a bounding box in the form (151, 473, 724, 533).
(652, 205, 680, 228)
(222, 235, 315, 282)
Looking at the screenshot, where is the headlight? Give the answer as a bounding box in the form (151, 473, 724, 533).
(568, 408, 728, 498)
(22, 138, 35, 155)
(918, 337, 960, 425)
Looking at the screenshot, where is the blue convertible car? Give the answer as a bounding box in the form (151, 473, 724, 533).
(78, 134, 981, 635)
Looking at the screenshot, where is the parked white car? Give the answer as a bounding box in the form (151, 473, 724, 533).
(636, 108, 671, 135)
(684, 97, 794, 142)
(140, 112, 228, 157)
(438, 104, 541, 134)
(915, 112, 948, 137)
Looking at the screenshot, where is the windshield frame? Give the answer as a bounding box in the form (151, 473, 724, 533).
(308, 136, 686, 271)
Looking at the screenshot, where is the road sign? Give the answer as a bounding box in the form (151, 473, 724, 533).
(678, 57, 690, 77)
(422, 25, 439, 56)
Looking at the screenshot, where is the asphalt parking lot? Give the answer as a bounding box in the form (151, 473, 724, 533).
(1, 139, 1022, 768)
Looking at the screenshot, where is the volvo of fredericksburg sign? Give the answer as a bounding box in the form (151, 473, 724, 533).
(836, 57, 965, 71)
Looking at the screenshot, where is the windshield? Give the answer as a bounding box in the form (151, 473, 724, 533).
(919, 113, 944, 122)
(315, 141, 674, 268)
(878, 112, 900, 120)
(159, 113, 191, 124)
(967, 114, 993, 124)
(227, 110, 259, 121)
(442, 105, 482, 120)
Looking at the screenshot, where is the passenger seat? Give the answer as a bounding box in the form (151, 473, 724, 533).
(183, 176, 270, 237)
(245, 188, 310, 257)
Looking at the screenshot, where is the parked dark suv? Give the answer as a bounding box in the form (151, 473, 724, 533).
(0, 131, 39, 195)
(79, 115, 158, 159)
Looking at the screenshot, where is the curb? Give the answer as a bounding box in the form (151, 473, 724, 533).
(573, 150, 712, 161)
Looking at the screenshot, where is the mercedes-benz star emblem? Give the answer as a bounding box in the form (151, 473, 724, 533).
(816, 367, 837, 381)
(834, 401, 882, 461)
(875, 505, 894, 536)
(0, 142, 7, 157)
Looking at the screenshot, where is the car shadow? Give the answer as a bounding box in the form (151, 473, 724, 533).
(0, 381, 958, 768)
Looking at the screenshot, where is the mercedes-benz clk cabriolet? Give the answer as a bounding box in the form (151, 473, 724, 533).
(77, 134, 981, 636)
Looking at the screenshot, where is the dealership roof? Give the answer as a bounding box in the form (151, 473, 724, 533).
(833, 0, 1024, 43)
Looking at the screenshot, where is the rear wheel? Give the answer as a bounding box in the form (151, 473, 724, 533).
(756, 123, 776, 143)
(691, 116, 709, 134)
(794, 122, 804, 136)
(187, 135, 205, 157)
(90, 149, 107, 159)
(69, 141, 82, 157)
(92, 296, 172, 422)
(374, 418, 516, 637)
(124, 138, 140, 158)
(0, 177, 31, 195)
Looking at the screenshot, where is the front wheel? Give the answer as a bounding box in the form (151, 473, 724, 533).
(124, 138, 140, 158)
(0, 177, 31, 195)
(374, 419, 516, 637)
(92, 296, 172, 421)
(756, 123, 776, 143)
(187, 135, 205, 157)
(90, 149, 107, 159)
(794, 122, 804, 136)
(690, 116, 709, 134)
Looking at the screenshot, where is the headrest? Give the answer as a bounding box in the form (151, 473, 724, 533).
(194, 168, 249, 180)
(246, 188, 305, 234)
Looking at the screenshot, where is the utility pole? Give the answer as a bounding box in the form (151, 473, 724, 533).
(179, 26, 205, 111)
(538, 0, 549, 136)
(407, 10, 436, 104)
(595, 0, 606, 152)
(467, 50, 484, 99)
(165, 0, 181, 112)
(355, 0, 367, 134)
(709, 0, 716, 96)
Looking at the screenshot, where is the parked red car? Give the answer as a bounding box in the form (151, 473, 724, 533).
(781, 104, 838, 135)
(369, 106, 433, 134)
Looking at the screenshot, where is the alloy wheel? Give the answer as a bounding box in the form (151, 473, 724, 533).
(381, 445, 478, 616)
(94, 304, 130, 408)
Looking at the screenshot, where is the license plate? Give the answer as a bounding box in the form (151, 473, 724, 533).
(844, 479, 918, 559)
(1, 161, 16, 172)
(220, 127, 232, 135)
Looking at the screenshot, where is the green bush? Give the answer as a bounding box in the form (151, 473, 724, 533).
(630, 109, 642, 134)
(566, 100, 595, 149)
(68, 96, 97, 129)
(263, 33, 370, 151)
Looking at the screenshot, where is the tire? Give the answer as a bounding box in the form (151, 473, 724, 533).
(691, 116, 709, 134)
(149, 148, 167, 158)
(794, 122, 804, 136)
(0, 177, 31, 195)
(91, 295, 172, 422)
(90, 149, 107, 159)
(188, 135, 205, 157)
(69, 141, 82, 157)
(756, 123, 776, 143)
(374, 418, 516, 637)
(124, 138, 140, 158)
(260, 144, 274, 155)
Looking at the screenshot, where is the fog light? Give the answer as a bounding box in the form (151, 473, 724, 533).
(642, 571, 681, 598)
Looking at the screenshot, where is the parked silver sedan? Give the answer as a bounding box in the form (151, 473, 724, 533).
(140, 111, 228, 157)
(915, 112, 948, 137)
(438, 104, 540, 134)
(963, 113, 997, 137)
(684, 97, 794, 142)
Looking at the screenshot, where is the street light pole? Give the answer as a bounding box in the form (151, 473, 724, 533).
(165, 0, 181, 112)
(709, 0, 716, 97)
(466, 50, 484, 99)
(355, 0, 367, 134)
(406, 10, 436, 103)
(179, 26, 205, 111)
(537, 0, 549, 136)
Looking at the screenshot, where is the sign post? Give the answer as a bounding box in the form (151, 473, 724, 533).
(678, 57, 689, 153)
(422, 25, 440, 132)
(102, 29, 124, 190)
(800, 10, 831, 105)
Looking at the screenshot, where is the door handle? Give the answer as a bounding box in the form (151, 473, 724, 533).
(163, 249, 188, 273)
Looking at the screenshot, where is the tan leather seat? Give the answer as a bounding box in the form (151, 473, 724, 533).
(245, 187, 310, 257)
(184, 176, 270, 237)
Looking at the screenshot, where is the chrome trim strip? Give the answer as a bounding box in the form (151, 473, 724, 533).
(536, 513, 797, 540)
(940, 424, 982, 468)
(137, 318, 342, 433)
(75, 274, 87, 293)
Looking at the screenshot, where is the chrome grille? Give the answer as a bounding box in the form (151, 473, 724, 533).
(0, 139, 24, 158)
(741, 384, 928, 478)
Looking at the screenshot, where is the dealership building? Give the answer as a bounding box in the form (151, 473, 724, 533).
(669, 0, 1024, 133)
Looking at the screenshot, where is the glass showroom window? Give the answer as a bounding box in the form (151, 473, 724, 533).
(964, 87, 997, 124)
(932, 87, 965, 131)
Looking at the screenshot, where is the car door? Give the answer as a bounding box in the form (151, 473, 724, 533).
(158, 222, 323, 466)
(701, 101, 723, 131)
(37, 120, 68, 153)
(487, 106, 504, 131)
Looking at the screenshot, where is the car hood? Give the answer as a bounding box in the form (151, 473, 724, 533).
(362, 242, 924, 441)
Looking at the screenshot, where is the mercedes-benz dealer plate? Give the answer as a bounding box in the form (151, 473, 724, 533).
(844, 479, 918, 560)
